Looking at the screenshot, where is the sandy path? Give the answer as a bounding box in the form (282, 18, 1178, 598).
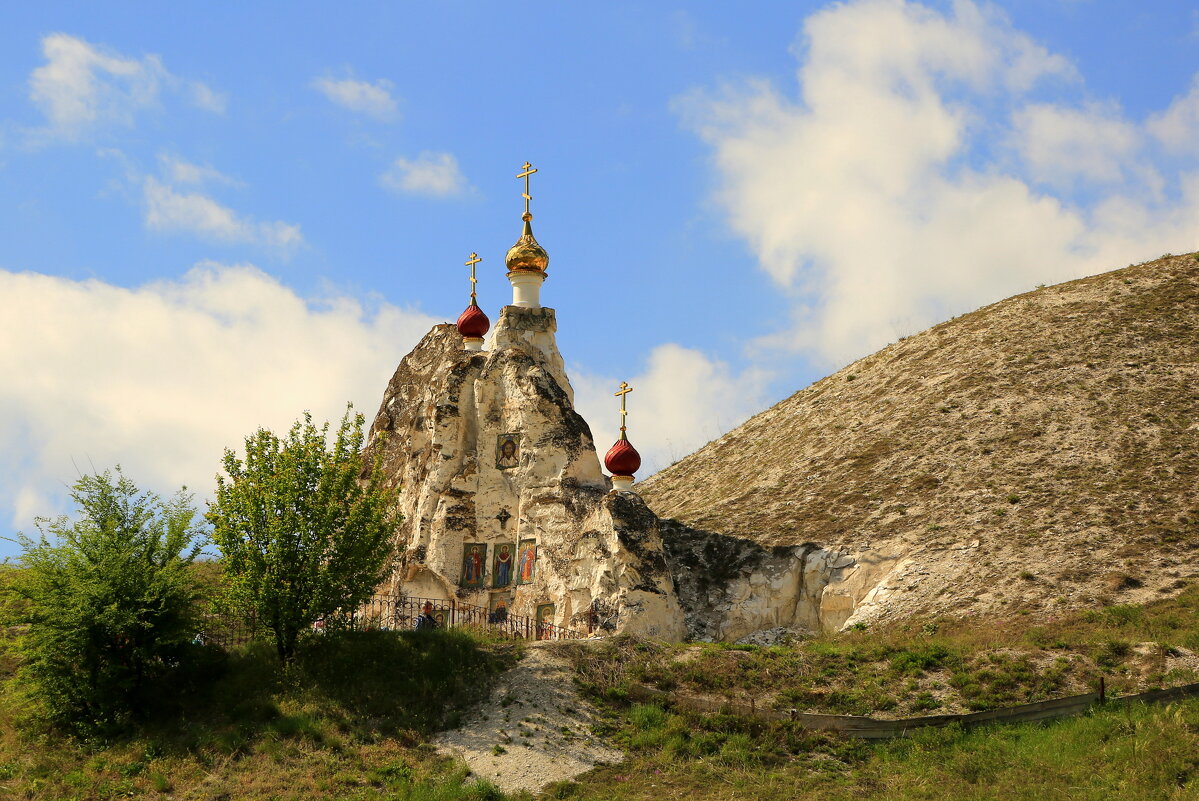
(435, 642, 624, 794)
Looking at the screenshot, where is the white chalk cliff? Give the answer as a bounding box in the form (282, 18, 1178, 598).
(364, 307, 687, 639)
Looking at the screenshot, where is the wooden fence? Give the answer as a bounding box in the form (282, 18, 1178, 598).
(627, 680, 1199, 740)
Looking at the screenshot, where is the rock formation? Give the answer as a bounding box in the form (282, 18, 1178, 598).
(364, 306, 685, 640)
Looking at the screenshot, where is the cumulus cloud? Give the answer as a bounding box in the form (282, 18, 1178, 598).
(380, 151, 468, 197)
(157, 153, 238, 186)
(1148, 76, 1199, 154)
(682, 0, 1199, 366)
(1012, 102, 1144, 186)
(143, 177, 303, 251)
(0, 264, 438, 539)
(312, 75, 398, 121)
(28, 33, 223, 140)
(572, 346, 771, 478)
(188, 80, 228, 114)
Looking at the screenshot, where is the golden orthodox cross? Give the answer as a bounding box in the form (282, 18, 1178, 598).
(464, 252, 482, 301)
(614, 381, 633, 434)
(516, 161, 538, 216)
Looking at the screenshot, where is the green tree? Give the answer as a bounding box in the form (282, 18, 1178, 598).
(207, 406, 399, 661)
(2, 469, 205, 735)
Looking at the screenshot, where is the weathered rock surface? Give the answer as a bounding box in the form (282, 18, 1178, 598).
(365, 307, 685, 639)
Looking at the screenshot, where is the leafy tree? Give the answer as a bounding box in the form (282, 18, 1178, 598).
(2, 469, 205, 735)
(207, 406, 399, 661)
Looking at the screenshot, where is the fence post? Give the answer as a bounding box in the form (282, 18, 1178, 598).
(1099, 676, 1106, 705)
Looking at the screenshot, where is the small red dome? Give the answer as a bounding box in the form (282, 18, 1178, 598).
(456, 303, 490, 338)
(604, 437, 641, 477)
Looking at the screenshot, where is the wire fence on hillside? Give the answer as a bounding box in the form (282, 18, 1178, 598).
(627, 678, 1199, 739)
(197, 594, 587, 650)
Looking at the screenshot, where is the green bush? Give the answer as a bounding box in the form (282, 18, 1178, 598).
(207, 406, 400, 662)
(1, 470, 207, 736)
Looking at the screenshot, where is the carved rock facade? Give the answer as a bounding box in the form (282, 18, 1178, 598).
(365, 307, 685, 639)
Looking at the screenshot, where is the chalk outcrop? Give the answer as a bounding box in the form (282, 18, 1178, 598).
(364, 306, 685, 639)
(641, 254, 1199, 627)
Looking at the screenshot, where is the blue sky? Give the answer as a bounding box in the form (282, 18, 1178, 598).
(2, 1, 1198, 558)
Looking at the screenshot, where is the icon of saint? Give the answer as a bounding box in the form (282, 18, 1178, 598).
(494, 544, 513, 587)
(463, 544, 484, 585)
(517, 542, 536, 583)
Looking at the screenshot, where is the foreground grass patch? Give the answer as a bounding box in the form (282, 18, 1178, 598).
(0, 627, 521, 800)
(562, 698, 1199, 801)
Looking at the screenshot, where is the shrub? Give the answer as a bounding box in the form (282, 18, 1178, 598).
(1, 470, 206, 736)
(207, 406, 400, 661)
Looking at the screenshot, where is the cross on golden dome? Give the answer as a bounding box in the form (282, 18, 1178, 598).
(516, 161, 538, 217)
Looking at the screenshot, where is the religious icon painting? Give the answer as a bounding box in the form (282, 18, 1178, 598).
(516, 539, 537, 585)
(433, 610, 448, 628)
(492, 542, 515, 588)
(489, 593, 511, 623)
(496, 433, 521, 470)
(460, 543, 488, 589)
(535, 603, 555, 640)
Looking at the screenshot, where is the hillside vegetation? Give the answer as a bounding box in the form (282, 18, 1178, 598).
(642, 253, 1199, 622)
(4, 572, 1199, 798)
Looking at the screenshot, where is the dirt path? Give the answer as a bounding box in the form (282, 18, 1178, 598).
(434, 642, 624, 794)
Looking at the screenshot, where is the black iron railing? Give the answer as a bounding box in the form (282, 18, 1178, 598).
(197, 594, 586, 649)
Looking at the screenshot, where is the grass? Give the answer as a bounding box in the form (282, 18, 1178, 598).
(565, 583, 1199, 719)
(0, 626, 522, 800)
(3, 577, 1198, 799)
(554, 587, 1199, 799)
(554, 699, 1199, 800)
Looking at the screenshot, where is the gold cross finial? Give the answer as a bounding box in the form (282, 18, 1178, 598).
(464, 252, 482, 301)
(614, 381, 632, 437)
(516, 161, 538, 216)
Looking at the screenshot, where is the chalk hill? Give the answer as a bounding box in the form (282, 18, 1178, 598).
(641, 253, 1199, 622)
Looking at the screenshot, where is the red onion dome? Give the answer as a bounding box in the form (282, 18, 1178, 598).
(604, 437, 641, 477)
(456, 302, 490, 338)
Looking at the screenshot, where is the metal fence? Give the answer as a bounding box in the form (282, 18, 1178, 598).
(198, 594, 587, 650)
(627, 679, 1199, 740)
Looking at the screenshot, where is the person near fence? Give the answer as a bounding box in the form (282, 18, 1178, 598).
(416, 601, 439, 630)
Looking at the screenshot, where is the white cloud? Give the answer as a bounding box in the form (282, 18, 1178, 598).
(1012, 102, 1142, 186)
(189, 81, 228, 114)
(682, 0, 1199, 366)
(143, 176, 303, 251)
(1148, 75, 1199, 154)
(157, 154, 237, 186)
(572, 346, 771, 478)
(312, 75, 398, 121)
(0, 264, 439, 538)
(380, 151, 468, 197)
(28, 33, 223, 140)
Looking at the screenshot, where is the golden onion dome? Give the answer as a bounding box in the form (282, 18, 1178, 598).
(505, 212, 549, 275)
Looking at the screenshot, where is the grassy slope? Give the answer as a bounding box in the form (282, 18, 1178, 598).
(559, 699, 1199, 801)
(0, 627, 520, 801)
(553, 585, 1199, 800)
(567, 584, 1199, 719)
(2, 585, 1198, 799)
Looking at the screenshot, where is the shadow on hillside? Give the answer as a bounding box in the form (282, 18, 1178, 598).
(131, 628, 520, 755)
